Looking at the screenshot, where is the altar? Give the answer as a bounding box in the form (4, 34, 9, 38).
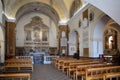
(29, 52, 59, 64)
(29, 52, 45, 56)
(29, 52, 45, 64)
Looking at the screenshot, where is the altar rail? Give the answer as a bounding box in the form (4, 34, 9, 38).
(43, 56, 59, 64)
(16, 56, 34, 64)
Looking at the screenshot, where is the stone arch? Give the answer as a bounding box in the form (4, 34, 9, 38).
(103, 19, 120, 55)
(68, 30, 79, 55)
(90, 15, 110, 57)
(0, 25, 5, 63)
(15, 2, 60, 26)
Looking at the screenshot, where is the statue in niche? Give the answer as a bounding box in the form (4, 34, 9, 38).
(34, 27, 40, 42)
(104, 29, 118, 50)
(26, 31, 32, 41)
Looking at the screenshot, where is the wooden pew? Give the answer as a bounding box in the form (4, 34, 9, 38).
(85, 65, 120, 80)
(104, 72, 120, 80)
(52, 57, 68, 68)
(74, 63, 111, 80)
(5, 58, 32, 63)
(5, 58, 33, 72)
(62, 59, 102, 74)
(67, 60, 104, 78)
(0, 73, 30, 80)
(57, 58, 75, 70)
(54, 57, 96, 69)
(5, 63, 33, 72)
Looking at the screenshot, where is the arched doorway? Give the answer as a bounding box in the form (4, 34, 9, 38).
(68, 30, 79, 56)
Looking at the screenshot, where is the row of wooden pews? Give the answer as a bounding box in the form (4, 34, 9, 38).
(0, 73, 30, 80)
(86, 65, 120, 80)
(5, 58, 33, 72)
(0, 57, 33, 80)
(52, 57, 120, 80)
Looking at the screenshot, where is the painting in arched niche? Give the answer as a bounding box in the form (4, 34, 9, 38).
(26, 30, 32, 41)
(24, 16, 49, 42)
(24, 16, 49, 53)
(42, 30, 48, 41)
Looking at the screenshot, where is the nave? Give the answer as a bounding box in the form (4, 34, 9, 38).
(31, 64, 72, 80)
(0, 0, 120, 80)
(0, 56, 120, 80)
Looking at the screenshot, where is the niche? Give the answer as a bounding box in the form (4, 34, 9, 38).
(104, 29, 117, 50)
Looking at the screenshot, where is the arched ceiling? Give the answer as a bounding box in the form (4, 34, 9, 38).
(2, 0, 85, 24)
(16, 2, 60, 25)
(3, 0, 71, 21)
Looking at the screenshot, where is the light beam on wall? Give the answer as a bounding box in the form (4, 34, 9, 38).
(4, 13, 16, 22)
(58, 19, 69, 25)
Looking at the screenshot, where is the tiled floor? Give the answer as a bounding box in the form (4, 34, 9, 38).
(31, 64, 73, 80)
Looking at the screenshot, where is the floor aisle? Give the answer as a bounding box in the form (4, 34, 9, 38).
(31, 64, 73, 80)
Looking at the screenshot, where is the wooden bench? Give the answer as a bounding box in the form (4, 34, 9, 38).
(5, 63, 33, 72)
(5, 58, 32, 63)
(67, 60, 104, 78)
(0, 73, 30, 80)
(104, 72, 120, 80)
(62, 58, 102, 74)
(62, 59, 100, 74)
(5, 58, 33, 72)
(52, 57, 69, 68)
(74, 63, 111, 80)
(57, 58, 75, 70)
(85, 65, 120, 80)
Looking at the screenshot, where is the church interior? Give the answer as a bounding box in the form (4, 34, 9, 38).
(0, 0, 120, 80)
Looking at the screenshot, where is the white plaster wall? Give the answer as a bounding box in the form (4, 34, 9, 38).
(68, 11, 82, 56)
(69, 31, 77, 55)
(68, 5, 107, 57)
(0, 26, 5, 63)
(0, 1, 2, 23)
(92, 20, 105, 57)
(68, 9, 90, 56)
(68, 16, 81, 31)
(68, 3, 92, 56)
(16, 12, 57, 47)
(49, 21, 58, 47)
(86, 0, 120, 25)
(82, 28, 89, 48)
(88, 6, 107, 57)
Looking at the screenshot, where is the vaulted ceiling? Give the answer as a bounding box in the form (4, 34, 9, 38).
(2, 0, 86, 24)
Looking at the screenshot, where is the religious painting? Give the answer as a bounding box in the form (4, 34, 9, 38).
(42, 30, 48, 41)
(26, 30, 32, 41)
(34, 27, 40, 42)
